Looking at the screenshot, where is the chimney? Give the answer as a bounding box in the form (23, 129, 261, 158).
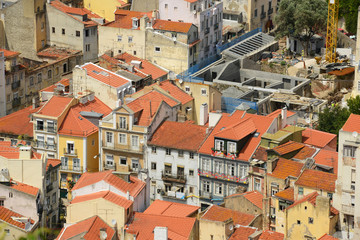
(130, 60, 142, 69)
(199, 103, 209, 125)
(266, 158, 278, 174)
(154, 227, 168, 240)
(208, 111, 222, 128)
(281, 107, 287, 129)
(126, 191, 130, 200)
(19, 146, 32, 159)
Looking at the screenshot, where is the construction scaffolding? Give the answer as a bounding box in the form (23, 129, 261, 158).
(325, 0, 339, 63)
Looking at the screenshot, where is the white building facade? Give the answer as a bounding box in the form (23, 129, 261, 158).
(0, 51, 5, 117)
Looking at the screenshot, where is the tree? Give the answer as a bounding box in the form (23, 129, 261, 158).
(317, 105, 350, 135)
(347, 96, 360, 115)
(275, 0, 328, 56)
(339, 0, 360, 34)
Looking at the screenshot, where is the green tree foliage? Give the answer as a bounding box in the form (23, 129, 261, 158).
(347, 95, 360, 115)
(317, 105, 350, 135)
(339, 0, 360, 34)
(275, 0, 328, 56)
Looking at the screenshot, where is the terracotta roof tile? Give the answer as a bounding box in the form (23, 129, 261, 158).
(314, 149, 338, 175)
(302, 128, 337, 148)
(0, 206, 35, 230)
(71, 191, 133, 209)
(58, 97, 111, 137)
(287, 192, 338, 215)
(318, 234, 339, 240)
(99, 54, 147, 78)
(292, 146, 316, 160)
(81, 63, 131, 88)
(149, 121, 208, 151)
(40, 79, 70, 93)
(266, 109, 296, 119)
(226, 191, 263, 209)
(295, 169, 337, 193)
(0, 144, 42, 160)
(0, 105, 40, 137)
(144, 200, 199, 217)
(214, 117, 257, 141)
(125, 212, 196, 240)
(342, 114, 360, 133)
(115, 52, 167, 80)
(106, 10, 151, 29)
(10, 180, 39, 197)
(153, 19, 193, 33)
(46, 158, 61, 171)
(36, 96, 74, 117)
(259, 230, 284, 240)
(229, 226, 257, 240)
(154, 80, 194, 105)
(56, 216, 115, 240)
(37, 46, 81, 60)
(274, 187, 294, 202)
(0, 49, 20, 58)
(201, 205, 255, 226)
(271, 141, 304, 156)
(199, 110, 275, 162)
(268, 158, 304, 180)
(72, 170, 145, 198)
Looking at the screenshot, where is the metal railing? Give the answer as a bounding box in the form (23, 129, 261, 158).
(214, 22, 219, 30)
(199, 190, 212, 199)
(260, 12, 266, 19)
(11, 81, 20, 90)
(103, 162, 116, 170)
(268, 8, 273, 15)
(161, 171, 186, 183)
(63, 148, 78, 156)
(60, 165, 83, 172)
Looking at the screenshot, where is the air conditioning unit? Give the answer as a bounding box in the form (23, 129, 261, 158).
(172, 37, 177, 42)
(193, 10, 197, 15)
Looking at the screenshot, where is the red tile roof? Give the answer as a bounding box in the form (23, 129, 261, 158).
(198, 110, 275, 162)
(10, 180, 39, 197)
(0, 206, 35, 230)
(268, 158, 304, 180)
(127, 90, 179, 126)
(295, 169, 337, 193)
(148, 121, 208, 151)
(0, 105, 40, 137)
(71, 191, 133, 209)
(144, 200, 199, 217)
(302, 128, 337, 148)
(50, 0, 103, 27)
(342, 113, 360, 133)
(72, 170, 145, 198)
(214, 117, 257, 141)
(226, 191, 263, 209)
(154, 80, 193, 105)
(287, 192, 338, 215)
(0, 144, 42, 160)
(274, 187, 294, 202)
(125, 212, 196, 240)
(81, 63, 131, 88)
(292, 145, 316, 160)
(252, 146, 268, 161)
(314, 149, 338, 175)
(259, 230, 284, 240)
(58, 97, 111, 137)
(318, 234, 339, 240)
(46, 158, 61, 171)
(40, 79, 70, 93)
(115, 52, 167, 80)
(266, 109, 296, 119)
(229, 226, 257, 240)
(0, 49, 20, 58)
(56, 216, 115, 240)
(36, 96, 74, 117)
(99, 54, 148, 78)
(271, 141, 304, 155)
(37, 47, 81, 60)
(153, 19, 193, 33)
(201, 205, 256, 226)
(106, 9, 151, 29)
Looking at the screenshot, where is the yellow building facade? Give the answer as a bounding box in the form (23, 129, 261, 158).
(84, 0, 130, 22)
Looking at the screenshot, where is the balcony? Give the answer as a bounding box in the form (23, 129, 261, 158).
(10, 65, 20, 72)
(60, 181, 67, 188)
(63, 148, 78, 156)
(60, 165, 83, 172)
(204, 27, 210, 35)
(11, 81, 20, 90)
(34, 124, 57, 133)
(199, 190, 212, 199)
(116, 123, 128, 130)
(260, 12, 266, 19)
(249, 166, 265, 176)
(102, 140, 143, 154)
(162, 190, 186, 201)
(342, 204, 355, 215)
(12, 97, 21, 108)
(268, 8, 273, 15)
(103, 162, 116, 170)
(161, 171, 186, 184)
(211, 149, 238, 160)
(214, 22, 219, 30)
(198, 169, 248, 184)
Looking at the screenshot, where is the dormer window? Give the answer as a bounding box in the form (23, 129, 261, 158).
(132, 18, 139, 29)
(215, 139, 224, 151)
(228, 142, 237, 153)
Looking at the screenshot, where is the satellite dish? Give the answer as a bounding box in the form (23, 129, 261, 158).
(100, 231, 108, 239)
(353, 131, 358, 138)
(111, 219, 117, 227)
(229, 225, 234, 231)
(179, 79, 183, 84)
(305, 118, 311, 124)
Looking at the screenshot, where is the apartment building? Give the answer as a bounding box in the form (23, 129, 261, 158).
(99, 90, 178, 174)
(0, 0, 47, 60)
(158, 0, 223, 62)
(334, 114, 360, 239)
(147, 121, 208, 206)
(47, 0, 104, 62)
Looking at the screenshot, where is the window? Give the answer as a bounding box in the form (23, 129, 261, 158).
(47, 69, 52, 79)
(151, 162, 156, 170)
(106, 132, 113, 143)
(119, 117, 126, 129)
(297, 220, 301, 225)
(229, 185, 236, 195)
(73, 158, 80, 171)
(76, 30, 80, 37)
(132, 159, 139, 171)
(6, 77, 10, 85)
(201, 88, 207, 95)
(155, 47, 161, 52)
(215, 182, 222, 195)
(47, 137, 55, 150)
(254, 178, 261, 191)
(128, 36, 133, 43)
(6, 94, 10, 103)
(131, 135, 139, 148)
(185, 86, 190, 92)
(37, 120, 44, 130)
(61, 173, 67, 182)
(189, 169, 194, 176)
(47, 121, 55, 132)
(343, 145, 356, 157)
(215, 140, 224, 151)
(228, 163, 235, 176)
(271, 183, 279, 196)
(203, 180, 210, 192)
(106, 155, 114, 166)
(189, 186, 194, 194)
(67, 142, 74, 154)
(9, 192, 13, 198)
(85, 44, 90, 52)
(63, 63, 68, 73)
(133, 51, 136, 55)
(119, 133, 126, 144)
(174, 6, 178, 10)
(92, 139, 95, 146)
(61, 157, 68, 168)
(37, 73, 42, 83)
(164, 164, 172, 175)
(52, 192, 56, 204)
(62, 28, 65, 35)
(298, 187, 304, 195)
(228, 142, 237, 153)
(214, 161, 223, 174)
(177, 166, 184, 177)
(178, 150, 184, 157)
(165, 4, 168, 8)
(0, 200, 3, 206)
(85, 29, 89, 37)
(239, 165, 247, 178)
(328, 193, 333, 200)
(254, 9, 257, 17)
(308, 217, 314, 224)
(189, 152, 194, 159)
(152, 146, 157, 153)
(117, 35, 122, 42)
(120, 157, 127, 165)
(52, 27, 55, 33)
(351, 195, 355, 206)
(37, 135, 45, 148)
(166, 148, 171, 155)
(202, 158, 211, 171)
(73, 174, 80, 182)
